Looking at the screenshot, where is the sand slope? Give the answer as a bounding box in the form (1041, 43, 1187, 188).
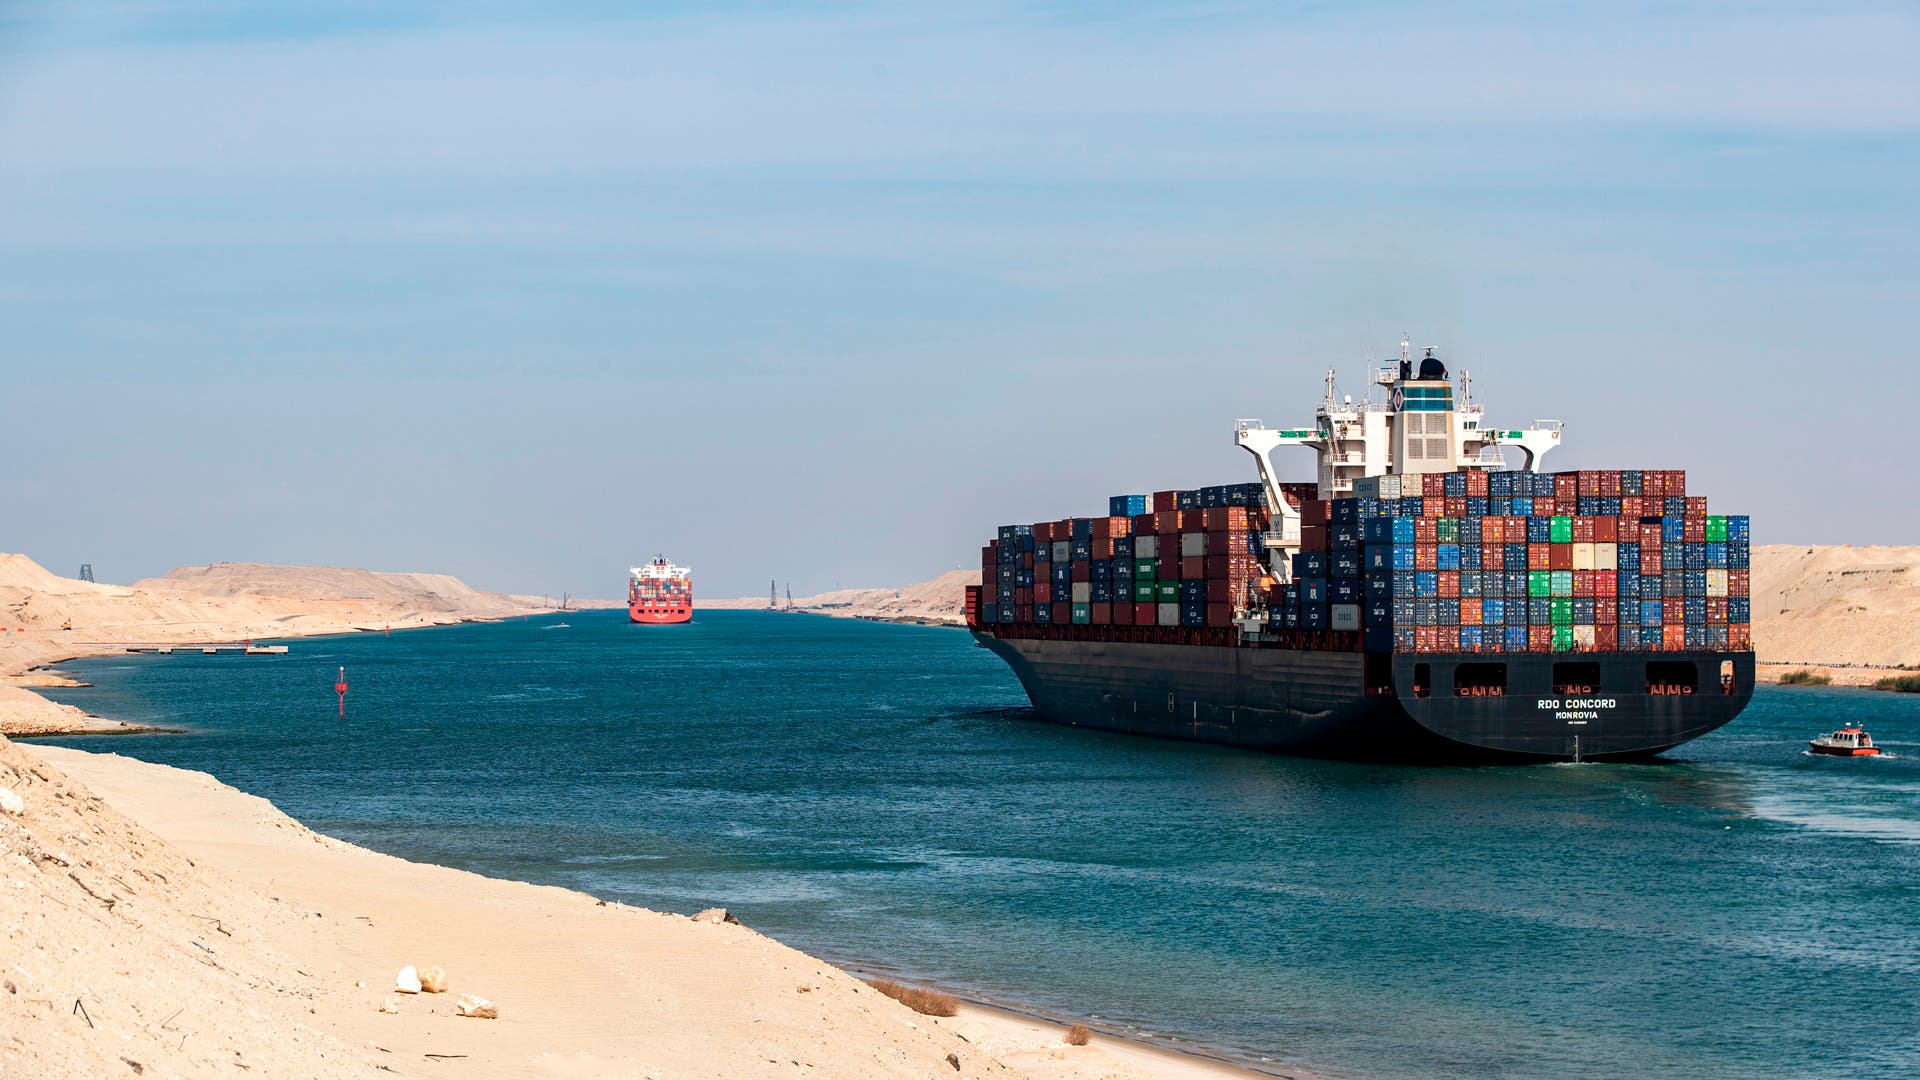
(702, 569, 979, 625)
(1, 553, 565, 732)
(4, 739, 1254, 1079)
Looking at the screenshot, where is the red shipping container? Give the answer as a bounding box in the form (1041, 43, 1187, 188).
(1466, 470, 1490, 497)
(1555, 473, 1579, 500)
(1571, 517, 1596, 543)
(1438, 571, 1460, 598)
(1461, 598, 1483, 624)
(1032, 523, 1052, 543)
(1206, 603, 1233, 627)
(1112, 601, 1133, 624)
(1055, 519, 1074, 540)
(1729, 569, 1750, 597)
(1052, 602, 1070, 624)
(1133, 513, 1156, 535)
(981, 583, 998, 604)
(1598, 570, 1617, 595)
(1530, 626, 1554, 653)
(1091, 516, 1129, 540)
(1729, 625, 1751, 649)
(1033, 582, 1049, 604)
(1015, 587, 1032, 606)
(1158, 556, 1181, 580)
(1482, 517, 1507, 544)
(1482, 545, 1506, 571)
(1415, 519, 1439, 543)
(1594, 516, 1619, 543)
(1446, 496, 1469, 518)
(1015, 604, 1032, 622)
(1639, 524, 1662, 547)
(1204, 555, 1232, 579)
(1090, 603, 1111, 626)
(1153, 491, 1180, 513)
(1425, 498, 1447, 519)
(1182, 556, 1206, 580)
(1642, 550, 1664, 576)
(1154, 511, 1180, 533)
(1093, 538, 1114, 560)
(1416, 626, 1439, 651)
(1022, 552, 1034, 570)
(1072, 562, 1091, 583)
(1684, 520, 1706, 543)
(1596, 597, 1618, 623)
(1176, 509, 1203, 531)
(1433, 627, 1460, 652)
(1415, 546, 1438, 571)
(1134, 602, 1158, 626)
(1685, 496, 1708, 516)
(1529, 543, 1551, 569)
(1301, 500, 1331, 526)
(1300, 525, 1329, 552)
(1206, 579, 1232, 603)
(1574, 571, 1595, 597)
(1706, 598, 1728, 624)
(1596, 625, 1618, 650)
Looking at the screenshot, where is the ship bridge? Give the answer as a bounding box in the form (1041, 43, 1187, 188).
(1234, 338, 1562, 581)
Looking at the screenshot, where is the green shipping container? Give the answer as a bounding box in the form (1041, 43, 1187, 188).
(1071, 604, 1092, 624)
(1550, 597, 1573, 625)
(1156, 582, 1179, 602)
(1133, 582, 1156, 603)
(1550, 515, 1573, 543)
(1528, 571, 1552, 598)
(1706, 516, 1728, 542)
(1437, 519, 1460, 543)
(1551, 626, 1575, 651)
(1550, 570, 1574, 597)
(1134, 558, 1157, 580)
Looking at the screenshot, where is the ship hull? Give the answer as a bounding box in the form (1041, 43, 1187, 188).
(974, 632, 1752, 763)
(629, 603, 692, 625)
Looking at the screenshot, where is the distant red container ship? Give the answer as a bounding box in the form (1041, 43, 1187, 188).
(629, 557, 693, 624)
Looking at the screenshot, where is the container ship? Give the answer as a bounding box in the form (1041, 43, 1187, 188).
(629, 557, 693, 625)
(965, 342, 1754, 763)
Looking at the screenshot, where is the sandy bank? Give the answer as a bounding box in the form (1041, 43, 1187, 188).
(2, 738, 1281, 1079)
(1, 553, 565, 736)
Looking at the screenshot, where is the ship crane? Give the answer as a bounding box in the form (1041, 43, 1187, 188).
(1235, 344, 1562, 581)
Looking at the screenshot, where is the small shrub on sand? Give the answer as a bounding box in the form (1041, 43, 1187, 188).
(1778, 669, 1831, 686)
(1872, 675, 1920, 693)
(1064, 1024, 1092, 1046)
(867, 979, 960, 1017)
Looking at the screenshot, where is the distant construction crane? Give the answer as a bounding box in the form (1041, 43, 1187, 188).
(785, 582, 793, 611)
(769, 579, 779, 611)
(78, 564, 94, 583)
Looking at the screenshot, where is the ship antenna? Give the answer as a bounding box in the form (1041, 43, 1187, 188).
(1461, 367, 1472, 408)
(1324, 367, 1337, 409)
(1401, 333, 1411, 366)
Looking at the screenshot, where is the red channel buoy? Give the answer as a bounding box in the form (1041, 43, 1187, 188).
(334, 666, 349, 719)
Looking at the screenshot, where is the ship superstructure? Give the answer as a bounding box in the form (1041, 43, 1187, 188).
(965, 340, 1754, 763)
(629, 557, 693, 625)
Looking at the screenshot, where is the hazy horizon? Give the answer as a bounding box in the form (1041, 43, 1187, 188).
(3, 3, 1914, 599)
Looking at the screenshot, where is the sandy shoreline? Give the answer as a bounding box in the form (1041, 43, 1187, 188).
(3, 736, 1290, 1079)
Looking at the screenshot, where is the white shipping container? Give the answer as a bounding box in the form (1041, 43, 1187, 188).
(1572, 625, 1597, 649)
(1572, 543, 1596, 571)
(1157, 602, 1181, 626)
(1135, 535, 1159, 559)
(1071, 582, 1092, 604)
(1596, 543, 1618, 571)
(1330, 603, 1362, 631)
(1181, 532, 1209, 557)
(1707, 569, 1729, 597)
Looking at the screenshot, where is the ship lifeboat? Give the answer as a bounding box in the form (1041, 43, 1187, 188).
(1808, 726, 1881, 757)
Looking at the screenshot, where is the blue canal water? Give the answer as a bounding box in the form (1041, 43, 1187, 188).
(34, 611, 1920, 1079)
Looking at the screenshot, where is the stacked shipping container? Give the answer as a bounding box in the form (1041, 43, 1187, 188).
(977, 484, 1271, 630)
(1268, 469, 1751, 653)
(973, 469, 1752, 656)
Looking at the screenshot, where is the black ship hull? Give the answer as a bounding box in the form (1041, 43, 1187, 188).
(973, 632, 1753, 763)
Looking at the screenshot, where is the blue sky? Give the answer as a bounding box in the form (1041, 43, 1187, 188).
(1, 2, 1914, 599)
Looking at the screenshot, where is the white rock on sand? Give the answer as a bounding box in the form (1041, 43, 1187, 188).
(395, 965, 422, 994)
(454, 993, 500, 1019)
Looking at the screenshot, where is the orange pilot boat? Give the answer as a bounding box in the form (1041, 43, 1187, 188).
(1808, 726, 1880, 757)
(629, 557, 693, 625)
